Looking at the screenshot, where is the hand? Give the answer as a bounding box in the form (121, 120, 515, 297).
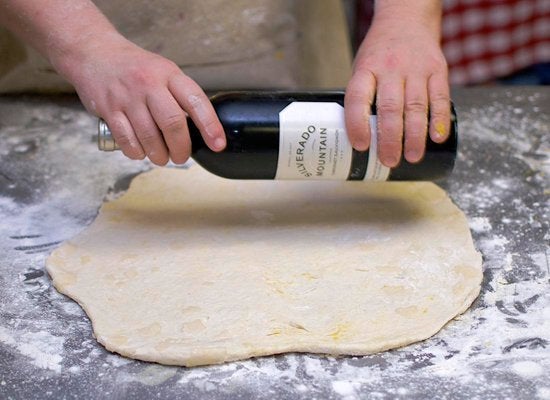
(55, 35, 226, 166)
(345, 4, 450, 167)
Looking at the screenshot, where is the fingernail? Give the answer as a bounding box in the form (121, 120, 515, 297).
(384, 155, 399, 167)
(354, 140, 369, 151)
(214, 138, 225, 150)
(435, 122, 446, 138)
(406, 149, 421, 163)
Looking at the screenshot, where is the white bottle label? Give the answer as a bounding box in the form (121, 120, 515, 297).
(276, 102, 390, 181)
(276, 102, 352, 180)
(364, 115, 391, 181)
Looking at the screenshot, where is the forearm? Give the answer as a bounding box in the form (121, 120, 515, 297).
(0, 0, 122, 75)
(373, 0, 442, 38)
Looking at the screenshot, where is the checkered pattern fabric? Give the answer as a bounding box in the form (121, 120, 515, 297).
(355, 0, 550, 85)
(443, 0, 550, 84)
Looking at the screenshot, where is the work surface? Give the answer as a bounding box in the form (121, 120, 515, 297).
(0, 87, 548, 399)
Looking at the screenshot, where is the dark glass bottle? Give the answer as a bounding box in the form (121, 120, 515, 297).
(98, 91, 457, 181)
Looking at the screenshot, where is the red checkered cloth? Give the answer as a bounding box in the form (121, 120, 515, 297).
(443, 0, 550, 84)
(355, 0, 550, 85)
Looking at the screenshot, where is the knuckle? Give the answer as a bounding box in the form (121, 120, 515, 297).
(113, 133, 132, 148)
(350, 66, 375, 83)
(107, 118, 126, 134)
(405, 99, 427, 113)
(129, 68, 156, 87)
(436, 56, 449, 70)
(112, 130, 145, 160)
(430, 91, 451, 104)
(378, 137, 402, 147)
(105, 87, 127, 108)
(426, 54, 448, 70)
(377, 99, 401, 114)
(352, 58, 371, 72)
(137, 130, 160, 146)
(186, 93, 203, 110)
(346, 86, 370, 103)
(168, 71, 189, 88)
(426, 56, 445, 71)
(160, 114, 186, 133)
(164, 60, 181, 75)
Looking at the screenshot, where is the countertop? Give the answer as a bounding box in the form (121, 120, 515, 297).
(0, 87, 548, 399)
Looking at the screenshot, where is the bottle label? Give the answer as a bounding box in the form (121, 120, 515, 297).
(364, 115, 391, 181)
(276, 102, 390, 181)
(276, 102, 353, 180)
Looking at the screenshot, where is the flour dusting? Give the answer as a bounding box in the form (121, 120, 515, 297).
(0, 327, 64, 372)
(1, 90, 548, 399)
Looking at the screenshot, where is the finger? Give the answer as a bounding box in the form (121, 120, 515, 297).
(403, 78, 429, 163)
(168, 74, 225, 152)
(126, 105, 170, 166)
(428, 73, 451, 143)
(147, 90, 191, 165)
(376, 77, 405, 168)
(105, 111, 145, 160)
(345, 69, 376, 151)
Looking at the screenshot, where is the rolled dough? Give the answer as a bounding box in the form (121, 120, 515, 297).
(46, 166, 482, 367)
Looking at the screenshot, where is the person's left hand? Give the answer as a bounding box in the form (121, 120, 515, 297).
(345, 5, 451, 168)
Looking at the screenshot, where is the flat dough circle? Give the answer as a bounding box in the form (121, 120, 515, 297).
(47, 167, 482, 367)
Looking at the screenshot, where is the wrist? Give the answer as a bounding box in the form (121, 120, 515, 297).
(373, 1, 442, 38)
(49, 29, 127, 83)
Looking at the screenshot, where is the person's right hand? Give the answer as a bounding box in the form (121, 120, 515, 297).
(55, 35, 226, 166)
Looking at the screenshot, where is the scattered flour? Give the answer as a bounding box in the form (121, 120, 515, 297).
(332, 380, 359, 398)
(0, 105, 147, 382)
(537, 387, 550, 400)
(0, 327, 64, 373)
(1, 93, 548, 398)
(469, 217, 492, 233)
(512, 361, 544, 378)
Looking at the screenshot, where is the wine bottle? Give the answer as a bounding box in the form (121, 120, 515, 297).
(98, 91, 457, 181)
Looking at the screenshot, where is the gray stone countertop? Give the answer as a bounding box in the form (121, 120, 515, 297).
(0, 87, 548, 399)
